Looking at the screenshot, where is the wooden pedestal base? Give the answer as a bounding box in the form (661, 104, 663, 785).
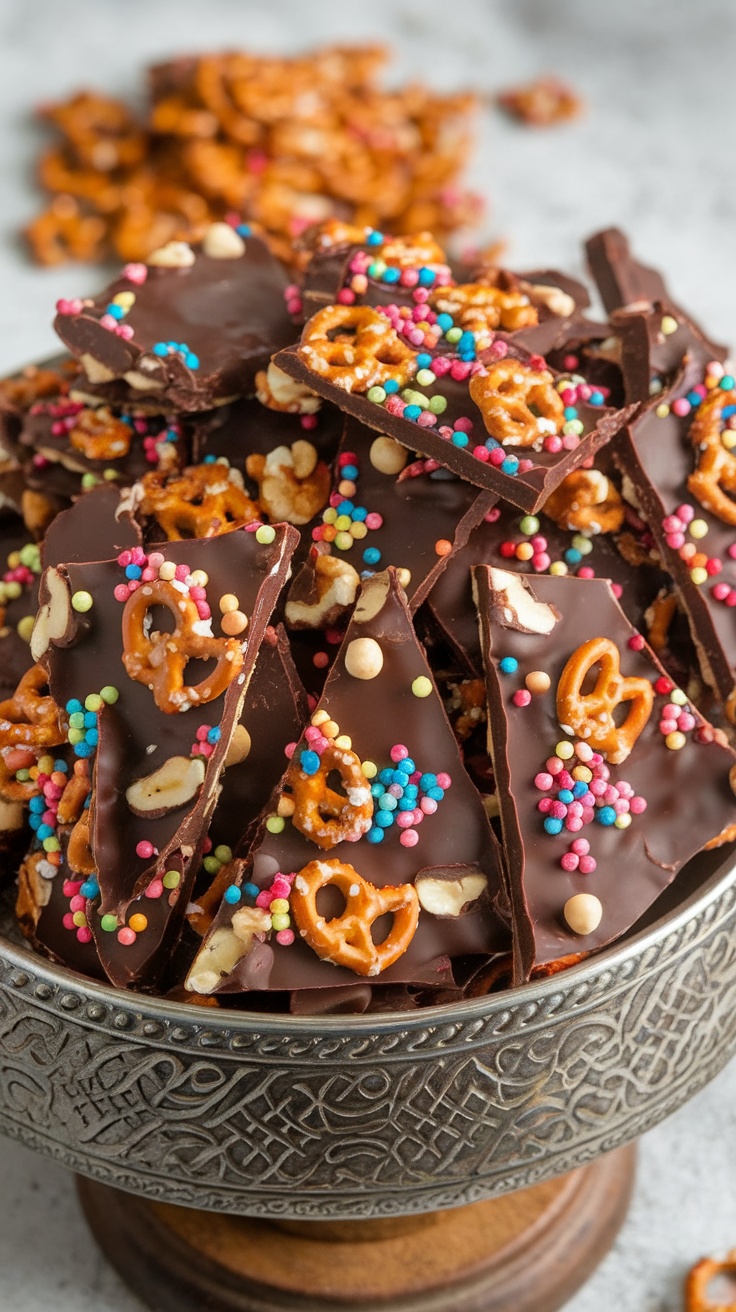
(77, 1145, 635, 1312)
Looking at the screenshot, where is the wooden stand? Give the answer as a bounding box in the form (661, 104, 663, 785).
(77, 1144, 635, 1312)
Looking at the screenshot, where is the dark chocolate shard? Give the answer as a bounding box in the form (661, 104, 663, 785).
(42, 483, 141, 568)
(185, 568, 508, 998)
(615, 352, 736, 721)
(585, 227, 727, 362)
(274, 332, 636, 514)
(40, 523, 298, 989)
(473, 567, 736, 983)
(54, 230, 295, 411)
(612, 301, 721, 406)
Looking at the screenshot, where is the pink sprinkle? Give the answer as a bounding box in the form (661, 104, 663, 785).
(677, 504, 695, 524)
(518, 459, 535, 474)
(69, 895, 85, 913)
(561, 852, 579, 872)
(99, 314, 118, 331)
(614, 799, 630, 815)
(136, 840, 155, 859)
(365, 512, 383, 530)
(666, 532, 686, 550)
(574, 742, 594, 762)
(611, 583, 623, 599)
(391, 744, 409, 762)
(538, 798, 553, 814)
(304, 725, 322, 743)
(337, 288, 355, 305)
(628, 634, 645, 651)
(630, 796, 647, 814)
(488, 339, 508, 359)
(196, 724, 210, 741)
(603, 785, 620, 804)
(63, 880, 82, 898)
(118, 550, 133, 567)
(577, 566, 595, 579)
(301, 414, 318, 429)
(117, 323, 134, 340)
(571, 838, 590, 856)
(396, 810, 415, 828)
(271, 878, 291, 900)
(276, 929, 295, 946)
(672, 397, 691, 417)
(436, 773, 452, 789)
(578, 855, 597, 875)
(118, 927, 136, 946)
(473, 445, 490, 460)
(417, 411, 437, 427)
(565, 816, 584, 832)
(76, 927, 93, 944)
(659, 718, 679, 735)
(145, 881, 164, 899)
(550, 801, 568, 820)
(56, 297, 84, 315)
(450, 362, 472, 382)
(454, 416, 474, 433)
(123, 263, 147, 284)
(256, 890, 274, 909)
(432, 356, 452, 376)
(63, 914, 75, 931)
(533, 553, 551, 571)
(284, 742, 297, 758)
(512, 689, 532, 707)
(535, 772, 554, 791)
(557, 770, 574, 790)
(420, 796, 438, 815)
(400, 829, 419, 847)
(678, 712, 696, 732)
(562, 434, 580, 451)
(547, 757, 564, 776)
(544, 435, 563, 454)
(590, 778, 607, 798)
(489, 447, 506, 466)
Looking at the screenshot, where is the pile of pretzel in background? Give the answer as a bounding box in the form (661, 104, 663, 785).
(25, 44, 482, 268)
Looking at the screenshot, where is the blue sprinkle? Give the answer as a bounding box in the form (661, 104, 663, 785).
(378, 794, 397, 811)
(382, 267, 401, 284)
(300, 749, 320, 776)
(66, 699, 82, 715)
(417, 267, 436, 286)
(236, 224, 251, 237)
(84, 729, 98, 747)
(565, 549, 583, 566)
(572, 781, 588, 798)
(405, 405, 422, 420)
(401, 758, 416, 775)
(125, 564, 142, 580)
(416, 353, 433, 369)
(375, 811, 394, 828)
(54, 759, 67, 773)
(224, 885, 242, 905)
(83, 793, 91, 809)
(29, 796, 45, 813)
(427, 786, 445, 802)
(105, 303, 125, 320)
(337, 500, 355, 516)
(185, 353, 199, 370)
(452, 431, 469, 447)
(719, 375, 735, 390)
(686, 390, 703, 406)
(722, 404, 736, 419)
(366, 230, 383, 246)
(544, 817, 564, 835)
(207, 727, 222, 744)
(436, 313, 453, 332)
(384, 379, 400, 394)
(29, 815, 41, 831)
(360, 570, 376, 579)
(501, 458, 519, 475)
(499, 657, 518, 674)
(557, 789, 574, 805)
(590, 390, 604, 406)
(371, 782, 386, 798)
(485, 436, 500, 450)
(203, 454, 217, 463)
(363, 547, 381, 565)
(81, 879, 99, 900)
(379, 768, 394, 786)
(398, 797, 415, 811)
(74, 742, 95, 758)
(83, 711, 97, 728)
(419, 773, 437, 791)
(403, 784, 418, 798)
(351, 506, 368, 521)
(596, 805, 617, 826)
(36, 824, 53, 841)
(243, 882, 260, 903)
(367, 826, 384, 843)
(341, 464, 359, 481)
(563, 406, 578, 421)
(152, 342, 169, 356)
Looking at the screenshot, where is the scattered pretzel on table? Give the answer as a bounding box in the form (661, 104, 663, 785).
(469, 357, 564, 446)
(122, 578, 244, 712)
(686, 1249, 736, 1311)
(299, 304, 417, 393)
(290, 858, 420, 976)
(556, 637, 654, 765)
(287, 741, 373, 849)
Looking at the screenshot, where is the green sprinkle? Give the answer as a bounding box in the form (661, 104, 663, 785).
(81, 473, 99, 490)
(367, 386, 386, 403)
(445, 326, 462, 344)
(68, 727, 85, 744)
(203, 856, 221, 875)
(520, 515, 540, 536)
(100, 914, 118, 933)
(162, 870, 181, 889)
(71, 590, 93, 613)
(99, 685, 119, 704)
(428, 395, 447, 415)
(84, 693, 103, 712)
(103, 468, 119, 481)
(255, 525, 276, 545)
(411, 676, 432, 698)
(266, 815, 285, 834)
(214, 844, 232, 864)
(416, 368, 436, 387)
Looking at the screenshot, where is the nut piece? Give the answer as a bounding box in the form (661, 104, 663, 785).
(185, 906, 272, 994)
(353, 571, 391, 623)
(285, 552, 360, 629)
(202, 222, 246, 259)
(415, 869, 487, 917)
(246, 442, 330, 524)
(485, 568, 559, 636)
(256, 362, 322, 414)
(524, 282, 577, 318)
(148, 240, 195, 268)
(370, 435, 408, 475)
(126, 755, 206, 817)
(563, 893, 603, 936)
(31, 566, 74, 661)
(345, 637, 384, 680)
(225, 724, 252, 767)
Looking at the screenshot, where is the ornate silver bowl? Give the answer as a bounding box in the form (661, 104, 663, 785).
(0, 843, 735, 1221)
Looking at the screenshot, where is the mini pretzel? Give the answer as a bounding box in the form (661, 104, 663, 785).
(122, 579, 244, 712)
(380, 231, 447, 268)
(299, 305, 417, 393)
(469, 358, 564, 447)
(290, 859, 419, 976)
(0, 665, 68, 751)
(686, 1250, 736, 1311)
(38, 91, 146, 172)
(138, 464, 260, 540)
(67, 809, 95, 877)
(645, 590, 678, 655)
(687, 387, 736, 525)
(25, 197, 108, 266)
(69, 407, 132, 462)
(432, 283, 538, 334)
(0, 364, 71, 412)
(556, 637, 654, 765)
(287, 741, 373, 849)
(542, 469, 624, 534)
(56, 761, 91, 826)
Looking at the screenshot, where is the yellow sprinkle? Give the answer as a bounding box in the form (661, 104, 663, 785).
(689, 519, 708, 539)
(310, 709, 330, 726)
(38, 755, 54, 774)
(323, 507, 337, 524)
(660, 315, 679, 336)
(112, 291, 135, 309)
(555, 740, 574, 760)
(17, 615, 35, 642)
(665, 731, 687, 751)
(411, 676, 432, 698)
(334, 514, 352, 532)
(722, 430, 736, 450)
(189, 569, 209, 587)
(690, 567, 708, 586)
(334, 734, 352, 749)
(129, 913, 148, 933)
(614, 813, 632, 829)
(670, 688, 688, 706)
(655, 403, 670, 419)
(349, 521, 368, 539)
(362, 760, 377, 778)
(572, 765, 593, 783)
(334, 531, 354, 551)
(266, 815, 285, 833)
(549, 561, 568, 576)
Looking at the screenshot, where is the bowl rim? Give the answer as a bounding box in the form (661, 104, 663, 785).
(1, 843, 734, 1034)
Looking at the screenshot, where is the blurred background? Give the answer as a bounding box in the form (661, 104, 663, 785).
(1, 2, 735, 1309)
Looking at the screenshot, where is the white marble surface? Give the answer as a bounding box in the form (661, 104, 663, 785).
(1, 1, 736, 1308)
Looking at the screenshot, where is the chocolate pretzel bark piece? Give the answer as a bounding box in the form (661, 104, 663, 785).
(473, 567, 736, 983)
(615, 355, 736, 723)
(286, 416, 495, 628)
(274, 322, 635, 512)
(37, 523, 298, 988)
(585, 226, 726, 361)
(427, 471, 666, 676)
(53, 228, 295, 411)
(612, 300, 721, 406)
(185, 569, 509, 998)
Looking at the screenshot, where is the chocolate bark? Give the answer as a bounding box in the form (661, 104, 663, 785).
(612, 301, 719, 406)
(39, 523, 298, 988)
(42, 483, 141, 567)
(473, 567, 736, 983)
(615, 356, 736, 721)
(185, 569, 509, 997)
(53, 231, 295, 411)
(274, 334, 635, 513)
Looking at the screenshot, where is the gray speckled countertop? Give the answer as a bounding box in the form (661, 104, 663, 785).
(1, 2, 735, 1308)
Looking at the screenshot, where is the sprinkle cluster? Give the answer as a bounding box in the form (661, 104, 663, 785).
(662, 502, 724, 588)
(534, 739, 647, 859)
(0, 540, 41, 642)
(65, 686, 119, 759)
(99, 289, 136, 339)
(224, 869, 296, 947)
(152, 340, 200, 370)
(338, 232, 452, 307)
(312, 450, 383, 557)
(28, 755, 73, 866)
(365, 743, 451, 848)
(655, 360, 734, 421)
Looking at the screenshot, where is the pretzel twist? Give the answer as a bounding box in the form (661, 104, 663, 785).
(291, 858, 419, 976)
(288, 742, 373, 849)
(432, 282, 538, 333)
(0, 665, 68, 751)
(122, 579, 244, 713)
(139, 464, 260, 540)
(687, 387, 736, 525)
(69, 407, 132, 462)
(542, 469, 624, 535)
(556, 637, 653, 764)
(469, 358, 564, 446)
(685, 1250, 736, 1312)
(299, 304, 417, 393)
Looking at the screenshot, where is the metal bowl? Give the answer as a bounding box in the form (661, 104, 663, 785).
(0, 844, 735, 1220)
